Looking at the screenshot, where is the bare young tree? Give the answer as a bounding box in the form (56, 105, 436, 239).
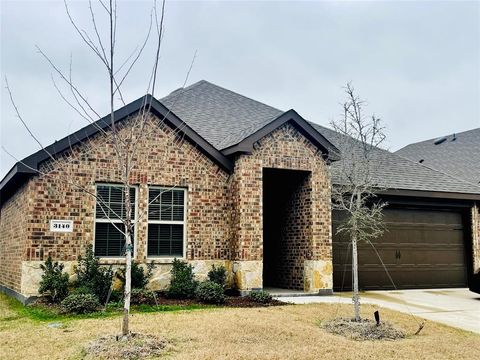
(330, 83, 387, 321)
(3, 0, 198, 338)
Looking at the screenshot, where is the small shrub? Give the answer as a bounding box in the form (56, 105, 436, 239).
(75, 245, 113, 303)
(130, 288, 156, 305)
(38, 256, 70, 303)
(108, 289, 123, 303)
(195, 281, 225, 304)
(61, 293, 100, 314)
(116, 261, 155, 290)
(71, 285, 93, 295)
(208, 265, 227, 288)
(166, 259, 198, 299)
(249, 290, 273, 304)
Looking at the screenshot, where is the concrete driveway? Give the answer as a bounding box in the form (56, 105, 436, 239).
(276, 288, 480, 334)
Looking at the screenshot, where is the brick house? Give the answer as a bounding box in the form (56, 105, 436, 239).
(1, 80, 479, 302)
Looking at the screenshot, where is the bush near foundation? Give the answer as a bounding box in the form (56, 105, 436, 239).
(61, 293, 100, 314)
(208, 265, 227, 288)
(195, 281, 225, 304)
(116, 261, 155, 290)
(38, 256, 70, 303)
(166, 259, 198, 299)
(248, 290, 273, 304)
(74, 245, 113, 303)
(130, 288, 156, 305)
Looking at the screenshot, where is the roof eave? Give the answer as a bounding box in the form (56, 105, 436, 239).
(376, 188, 480, 201)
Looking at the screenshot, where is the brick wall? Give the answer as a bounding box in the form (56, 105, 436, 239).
(0, 182, 31, 293)
(12, 115, 232, 268)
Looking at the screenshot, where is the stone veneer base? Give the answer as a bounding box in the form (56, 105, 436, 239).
(303, 260, 333, 293)
(15, 258, 336, 298)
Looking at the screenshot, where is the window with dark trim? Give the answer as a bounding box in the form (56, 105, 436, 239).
(147, 187, 186, 257)
(94, 184, 136, 257)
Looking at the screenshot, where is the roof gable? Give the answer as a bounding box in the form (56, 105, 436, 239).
(0, 94, 233, 202)
(221, 109, 340, 160)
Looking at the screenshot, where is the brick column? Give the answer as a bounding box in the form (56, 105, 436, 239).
(231, 155, 264, 292)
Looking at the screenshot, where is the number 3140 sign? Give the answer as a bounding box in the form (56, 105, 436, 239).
(50, 220, 73, 233)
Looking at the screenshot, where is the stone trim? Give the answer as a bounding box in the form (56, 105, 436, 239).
(233, 260, 263, 291)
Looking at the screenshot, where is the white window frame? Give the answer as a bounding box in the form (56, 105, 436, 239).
(146, 186, 187, 260)
(93, 183, 138, 259)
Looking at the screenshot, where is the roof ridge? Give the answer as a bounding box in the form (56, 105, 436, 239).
(160, 80, 205, 102)
(196, 80, 284, 113)
(397, 126, 480, 150)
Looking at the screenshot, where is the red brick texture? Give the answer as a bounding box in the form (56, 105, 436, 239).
(0, 183, 31, 293)
(5, 116, 231, 267)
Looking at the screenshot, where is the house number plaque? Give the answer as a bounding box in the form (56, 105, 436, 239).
(50, 220, 73, 233)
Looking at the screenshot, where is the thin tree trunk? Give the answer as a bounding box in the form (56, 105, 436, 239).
(352, 233, 360, 321)
(122, 181, 132, 337)
(122, 230, 132, 336)
(352, 191, 362, 321)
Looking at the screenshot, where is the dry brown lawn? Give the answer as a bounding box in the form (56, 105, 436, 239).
(1, 295, 479, 360)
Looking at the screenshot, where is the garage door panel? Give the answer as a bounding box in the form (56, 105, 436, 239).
(333, 208, 468, 290)
(384, 209, 462, 225)
(412, 249, 465, 265)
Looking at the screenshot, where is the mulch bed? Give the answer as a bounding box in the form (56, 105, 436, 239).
(148, 293, 284, 308)
(31, 293, 286, 314)
(322, 318, 406, 341)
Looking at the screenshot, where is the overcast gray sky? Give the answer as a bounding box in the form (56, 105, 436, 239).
(1, 0, 479, 177)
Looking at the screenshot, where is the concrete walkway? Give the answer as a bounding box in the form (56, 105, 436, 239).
(276, 288, 480, 334)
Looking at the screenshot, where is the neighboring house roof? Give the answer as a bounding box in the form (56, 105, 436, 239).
(311, 124, 480, 198)
(395, 128, 480, 186)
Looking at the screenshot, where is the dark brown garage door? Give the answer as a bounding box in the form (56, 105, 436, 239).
(333, 208, 468, 290)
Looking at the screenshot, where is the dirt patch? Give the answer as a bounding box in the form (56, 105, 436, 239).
(83, 333, 167, 359)
(322, 318, 406, 341)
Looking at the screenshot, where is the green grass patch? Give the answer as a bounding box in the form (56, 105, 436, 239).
(0, 293, 214, 323)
